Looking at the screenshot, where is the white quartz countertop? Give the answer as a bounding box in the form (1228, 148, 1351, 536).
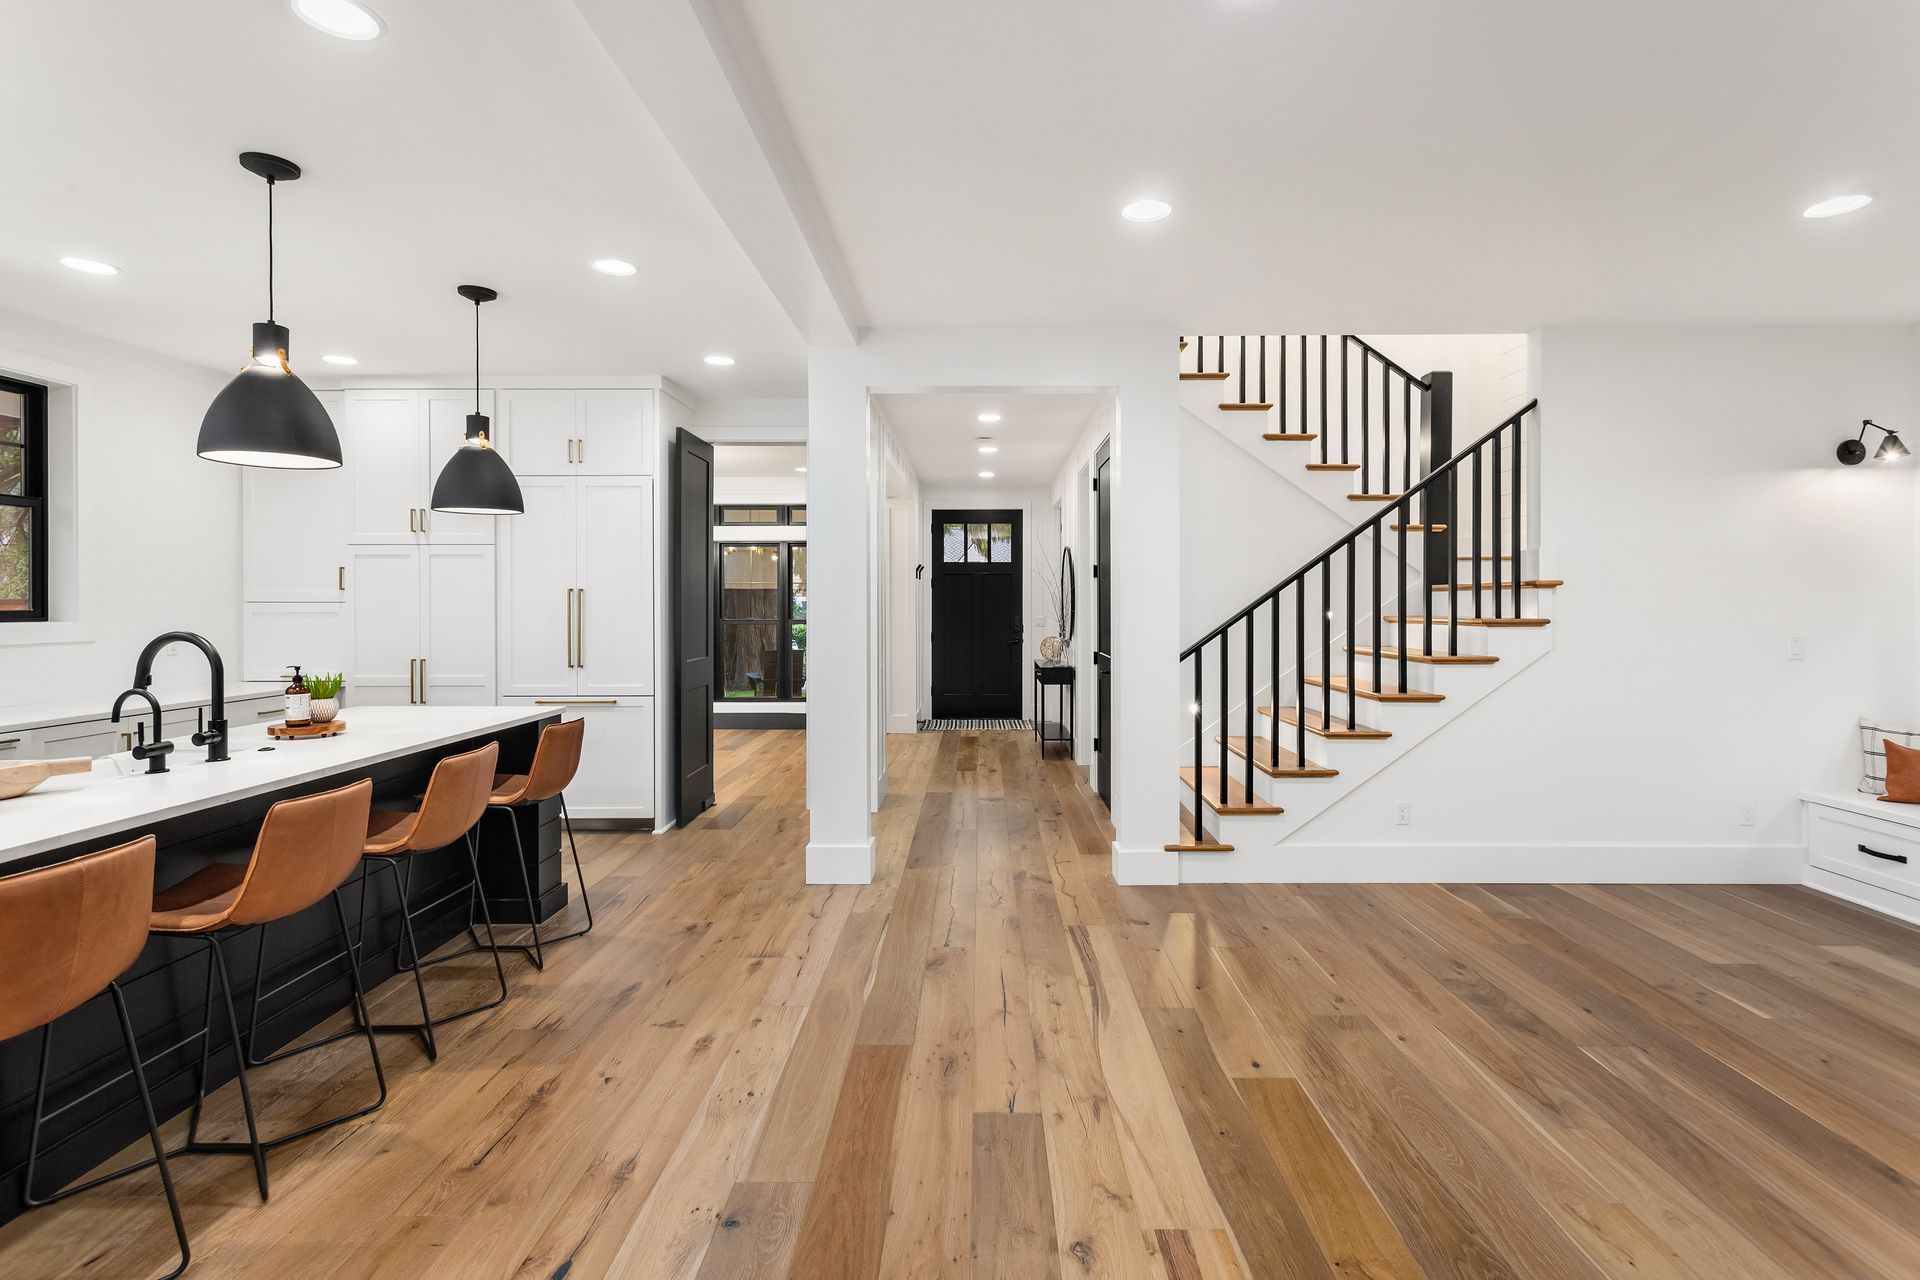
(0, 683, 288, 736)
(0, 705, 552, 867)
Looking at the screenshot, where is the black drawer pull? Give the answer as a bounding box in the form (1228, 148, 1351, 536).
(1859, 843, 1910, 865)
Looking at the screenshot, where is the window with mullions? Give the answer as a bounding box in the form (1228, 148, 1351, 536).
(716, 504, 805, 526)
(718, 542, 808, 700)
(0, 376, 49, 622)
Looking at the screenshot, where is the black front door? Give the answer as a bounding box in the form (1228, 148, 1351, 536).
(1094, 440, 1112, 805)
(931, 509, 1022, 719)
(672, 431, 716, 822)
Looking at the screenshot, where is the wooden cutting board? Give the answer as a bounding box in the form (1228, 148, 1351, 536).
(267, 720, 346, 739)
(0, 758, 92, 801)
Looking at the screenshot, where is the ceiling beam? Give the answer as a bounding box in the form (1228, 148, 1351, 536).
(571, 0, 864, 345)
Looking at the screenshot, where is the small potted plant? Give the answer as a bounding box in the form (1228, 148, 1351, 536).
(307, 672, 345, 724)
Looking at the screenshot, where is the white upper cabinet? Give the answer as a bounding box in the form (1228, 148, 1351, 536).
(243, 392, 351, 601)
(578, 389, 655, 476)
(577, 476, 655, 696)
(421, 388, 496, 544)
(345, 390, 424, 543)
(499, 389, 578, 476)
(497, 389, 656, 476)
(421, 545, 497, 704)
(496, 475, 578, 698)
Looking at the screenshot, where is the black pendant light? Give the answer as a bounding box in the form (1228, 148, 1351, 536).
(430, 285, 524, 515)
(196, 153, 342, 469)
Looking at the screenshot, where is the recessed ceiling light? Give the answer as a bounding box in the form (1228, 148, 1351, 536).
(59, 256, 119, 276)
(1122, 198, 1172, 223)
(591, 258, 637, 276)
(977, 412, 1001, 423)
(978, 470, 995, 479)
(978, 445, 998, 454)
(704, 354, 736, 366)
(321, 353, 359, 366)
(291, 0, 384, 41)
(1803, 194, 1872, 219)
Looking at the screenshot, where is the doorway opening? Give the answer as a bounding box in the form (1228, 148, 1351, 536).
(712, 444, 807, 730)
(930, 508, 1023, 720)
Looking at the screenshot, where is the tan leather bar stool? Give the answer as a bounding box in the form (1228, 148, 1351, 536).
(481, 716, 593, 970)
(356, 741, 506, 1061)
(139, 777, 380, 1202)
(8, 837, 191, 1280)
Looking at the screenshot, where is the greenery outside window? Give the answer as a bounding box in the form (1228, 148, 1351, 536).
(718, 540, 807, 700)
(0, 376, 49, 622)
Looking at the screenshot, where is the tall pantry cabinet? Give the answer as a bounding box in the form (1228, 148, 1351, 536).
(240, 383, 676, 824)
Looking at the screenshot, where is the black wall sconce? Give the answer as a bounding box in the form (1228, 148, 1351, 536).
(1838, 419, 1911, 465)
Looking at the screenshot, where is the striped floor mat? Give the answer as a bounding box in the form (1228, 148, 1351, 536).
(918, 718, 1032, 732)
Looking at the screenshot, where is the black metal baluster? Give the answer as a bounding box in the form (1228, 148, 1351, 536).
(1216, 335, 1225, 374)
(1279, 334, 1288, 435)
(1382, 368, 1392, 496)
(1371, 519, 1383, 693)
(1218, 635, 1229, 807)
(1403, 380, 1413, 491)
(1339, 339, 1349, 465)
(1320, 566, 1332, 731)
(1448, 460, 1460, 655)
(1491, 433, 1504, 619)
(1472, 449, 1484, 619)
(1320, 335, 1328, 445)
(1298, 335, 1307, 442)
(1192, 656, 1203, 838)
(1243, 612, 1255, 804)
(1396, 506, 1409, 692)
(1360, 354, 1371, 492)
(1238, 335, 1247, 404)
(1258, 335, 1267, 407)
(1344, 543, 1357, 721)
(1294, 586, 1307, 764)
(1511, 415, 1524, 619)
(1268, 597, 1279, 773)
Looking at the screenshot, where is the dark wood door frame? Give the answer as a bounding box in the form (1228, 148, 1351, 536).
(671, 431, 716, 824)
(930, 509, 1023, 720)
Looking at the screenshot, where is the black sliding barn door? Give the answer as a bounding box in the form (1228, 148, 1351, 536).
(672, 431, 716, 821)
(1094, 439, 1112, 805)
(931, 509, 1022, 719)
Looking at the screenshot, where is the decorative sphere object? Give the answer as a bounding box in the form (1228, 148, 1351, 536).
(1039, 635, 1065, 664)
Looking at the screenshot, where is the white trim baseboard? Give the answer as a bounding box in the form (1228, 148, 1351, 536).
(806, 837, 877, 884)
(1112, 842, 1179, 885)
(1172, 842, 1807, 885)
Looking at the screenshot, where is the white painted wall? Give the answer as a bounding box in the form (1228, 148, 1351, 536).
(1292, 324, 1918, 879)
(0, 306, 238, 707)
(1048, 396, 1114, 775)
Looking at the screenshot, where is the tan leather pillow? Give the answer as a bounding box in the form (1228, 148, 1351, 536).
(1882, 738, 1920, 804)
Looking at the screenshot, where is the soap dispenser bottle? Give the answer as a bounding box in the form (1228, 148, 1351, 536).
(284, 665, 313, 727)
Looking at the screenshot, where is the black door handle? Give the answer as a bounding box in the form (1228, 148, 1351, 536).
(1859, 843, 1909, 865)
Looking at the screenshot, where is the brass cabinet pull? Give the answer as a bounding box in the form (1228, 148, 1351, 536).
(255, 706, 279, 717)
(338, 565, 345, 591)
(576, 587, 585, 668)
(576, 437, 584, 466)
(566, 438, 575, 465)
(565, 588, 575, 667)
(533, 699, 615, 706)
(408, 657, 418, 704)
(417, 657, 426, 704)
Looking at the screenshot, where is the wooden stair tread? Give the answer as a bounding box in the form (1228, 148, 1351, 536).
(1219, 402, 1274, 412)
(1304, 675, 1445, 703)
(1179, 766, 1284, 814)
(1213, 736, 1339, 779)
(1386, 615, 1551, 628)
(1348, 644, 1499, 666)
(1169, 810, 1233, 852)
(1263, 432, 1318, 442)
(1348, 493, 1402, 502)
(1433, 579, 1563, 591)
(1391, 523, 1447, 533)
(1181, 371, 1231, 381)
(1260, 706, 1392, 740)
(1305, 463, 1361, 472)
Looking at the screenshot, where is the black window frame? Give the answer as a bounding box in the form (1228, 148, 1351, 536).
(714, 503, 805, 527)
(714, 539, 807, 701)
(0, 374, 49, 623)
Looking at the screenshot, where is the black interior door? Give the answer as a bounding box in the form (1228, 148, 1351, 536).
(931, 509, 1022, 719)
(1094, 440, 1112, 805)
(672, 431, 716, 821)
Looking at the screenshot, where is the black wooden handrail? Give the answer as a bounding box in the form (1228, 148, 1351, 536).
(1342, 335, 1431, 391)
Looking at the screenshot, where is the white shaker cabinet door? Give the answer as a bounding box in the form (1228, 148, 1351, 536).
(242, 392, 351, 600)
(422, 545, 495, 705)
(578, 389, 654, 476)
(497, 476, 578, 698)
(498, 389, 577, 477)
(576, 476, 655, 697)
(557, 701, 654, 820)
(345, 390, 424, 543)
(346, 547, 423, 706)
(421, 389, 498, 545)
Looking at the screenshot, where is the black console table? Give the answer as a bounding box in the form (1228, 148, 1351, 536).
(1033, 663, 1075, 756)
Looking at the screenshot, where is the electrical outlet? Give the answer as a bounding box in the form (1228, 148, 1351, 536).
(1739, 803, 1756, 827)
(1394, 802, 1412, 826)
(1788, 636, 1805, 661)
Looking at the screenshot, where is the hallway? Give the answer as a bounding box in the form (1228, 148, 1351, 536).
(5, 728, 1920, 1278)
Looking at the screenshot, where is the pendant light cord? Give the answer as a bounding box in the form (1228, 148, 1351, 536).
(266, 176, 276, 324)
(474, 299, 482, 411)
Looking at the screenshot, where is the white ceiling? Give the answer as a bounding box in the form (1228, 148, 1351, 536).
(874, 391, 1107, 488)
(0, 0, 807, 396)
(713, 442, 806, 478)
(736, 0, 1920, 331)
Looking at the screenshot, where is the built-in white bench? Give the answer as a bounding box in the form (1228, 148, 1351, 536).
(1802, 790, 1920, 926)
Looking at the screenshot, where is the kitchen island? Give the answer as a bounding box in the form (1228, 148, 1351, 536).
(0, 705, 566, 1224)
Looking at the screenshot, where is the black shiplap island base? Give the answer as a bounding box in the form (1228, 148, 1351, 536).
(0, 705, 565, 1225)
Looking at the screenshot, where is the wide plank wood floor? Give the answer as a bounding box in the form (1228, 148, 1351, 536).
(6, 727, 1920, 1278)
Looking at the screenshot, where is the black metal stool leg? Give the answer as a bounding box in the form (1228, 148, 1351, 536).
(184, 936, 270, 1201)
(466, 831, 511, 1007)
(382, 856, 440, 1061)
(560, 796, 595, 939)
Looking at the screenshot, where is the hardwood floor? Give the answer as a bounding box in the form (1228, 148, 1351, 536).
(5, 727, 1920, 1277)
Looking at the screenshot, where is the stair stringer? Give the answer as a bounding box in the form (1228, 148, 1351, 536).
(1185, 624, 1554, 873)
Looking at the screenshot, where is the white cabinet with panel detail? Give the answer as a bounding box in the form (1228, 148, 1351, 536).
(343, 388, 496, 544)
(346, 546, 494, 706)
(498, 389, 655, 477)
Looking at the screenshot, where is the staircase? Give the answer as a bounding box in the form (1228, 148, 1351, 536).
(1170, 334, 1553, 859)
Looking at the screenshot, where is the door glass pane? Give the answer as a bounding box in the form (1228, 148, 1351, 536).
(720, 545, 779, 619)
(989, 522, 1013, 563)
(788, 505, 806, 525)
(0, 443, 21, 497)
(0, 506, 32, 612)
(790, 622, 807, 699)
(721, 621, 779, 698)
(789, 545, 807, 620)
(719, 506, 779, 525)
(942, 522, 966, 562)
(967, 522, 987, 562)
(0, 389, 20, 445)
